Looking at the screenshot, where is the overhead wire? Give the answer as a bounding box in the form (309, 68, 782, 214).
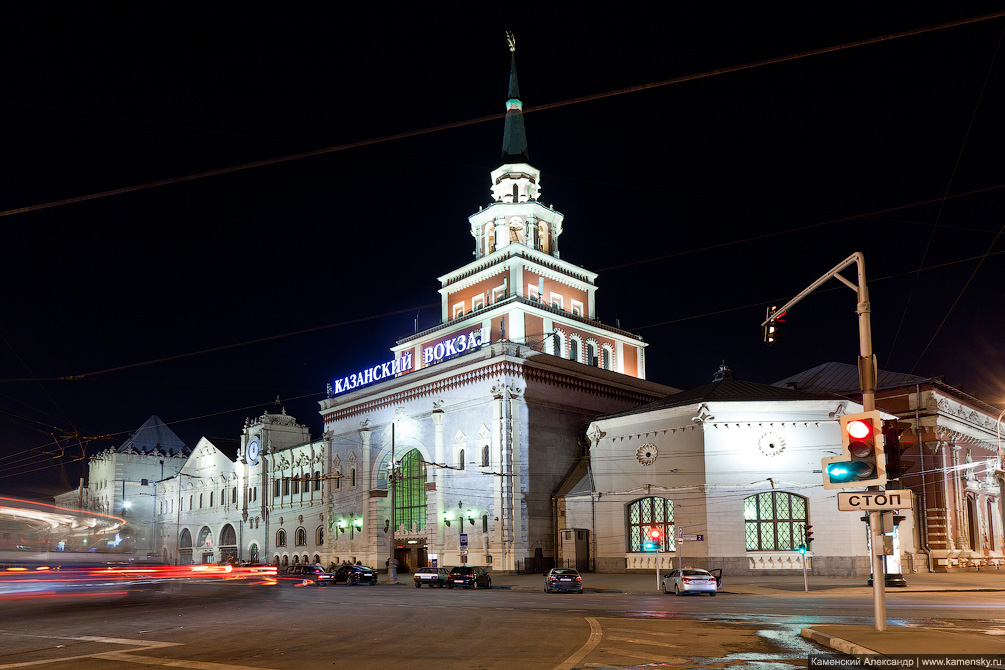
(886, 21, 1005, 371)
(1, 11, 1003, 220)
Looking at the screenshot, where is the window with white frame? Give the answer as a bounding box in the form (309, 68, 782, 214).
(571, 300, 584, 317)
(472, 294, 485, 311)
(528, 283, 540, 301)
(492, 285, 506, 303)
(550, 293, 563, 310)
(453, 303, 465, 319)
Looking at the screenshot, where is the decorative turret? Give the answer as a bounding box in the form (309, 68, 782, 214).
(469, 33, 564, 260)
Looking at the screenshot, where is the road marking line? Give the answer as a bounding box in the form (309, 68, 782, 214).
(552, 616, 602, 670)
(0, 635, 273, 670)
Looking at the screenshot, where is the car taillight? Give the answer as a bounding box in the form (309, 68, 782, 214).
(575, 577, 582, 582)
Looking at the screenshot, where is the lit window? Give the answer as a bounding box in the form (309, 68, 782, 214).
(744, 492, 808, 551)
(626, 497, 675, 552)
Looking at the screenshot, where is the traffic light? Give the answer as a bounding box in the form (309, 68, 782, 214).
(822, 410, 886, 489)
(763, 306, 786, 345)
(804, 525, 814, 548)
(797, 543, 806, 555)
(882, 420, 916, 484)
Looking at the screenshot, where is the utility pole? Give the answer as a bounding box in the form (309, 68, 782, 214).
(761, 251, 887, 631)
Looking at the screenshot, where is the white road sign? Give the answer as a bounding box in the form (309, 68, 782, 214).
(837, 490, 913, 511)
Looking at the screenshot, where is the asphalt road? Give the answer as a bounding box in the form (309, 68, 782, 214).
(1, 582, 1003, 669)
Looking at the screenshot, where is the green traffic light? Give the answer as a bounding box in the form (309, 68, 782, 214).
(826, 460, 875, 483)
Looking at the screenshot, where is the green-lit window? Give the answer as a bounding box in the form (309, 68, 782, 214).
(395, 449, 427, 532)
(626, 497, 676, 552)
(744, 492, 807, 551)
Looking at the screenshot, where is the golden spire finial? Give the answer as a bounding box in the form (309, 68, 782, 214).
(506, 31, 516, 52)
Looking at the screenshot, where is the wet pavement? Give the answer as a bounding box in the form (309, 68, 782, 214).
(387, 568, 1005, 657)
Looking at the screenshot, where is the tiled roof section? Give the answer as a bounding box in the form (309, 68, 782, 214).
(775, 362, 1002, 416)
(116, 415, 189, 456)
(773, 362, 929, 394)
(600, 377, 839, 420)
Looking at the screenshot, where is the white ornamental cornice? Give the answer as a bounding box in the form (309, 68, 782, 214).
(933, 392, 1004, 435)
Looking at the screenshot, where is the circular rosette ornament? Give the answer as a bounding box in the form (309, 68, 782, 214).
(636, 444, 658, 466)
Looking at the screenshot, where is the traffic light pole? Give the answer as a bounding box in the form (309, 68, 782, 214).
(761, 252, 887, 631)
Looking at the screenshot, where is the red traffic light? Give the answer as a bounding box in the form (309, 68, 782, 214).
(845, 419, 871, 440)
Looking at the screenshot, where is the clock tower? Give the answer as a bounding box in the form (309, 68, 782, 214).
(392, 35, 647, 378)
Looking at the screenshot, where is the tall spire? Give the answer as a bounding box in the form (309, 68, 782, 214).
(501, 32, 529, 163)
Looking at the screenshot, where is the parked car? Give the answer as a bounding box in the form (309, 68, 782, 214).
(544, 568, 582, 593)
(282, 565, 335, 586)
(413, 567, 450, 588)
(662, 568, 717, 596)
(447, 566, 492, 589)
(333, 564, 378, 585)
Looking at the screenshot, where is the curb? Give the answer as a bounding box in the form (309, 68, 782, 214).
(801, 628, 878, 656)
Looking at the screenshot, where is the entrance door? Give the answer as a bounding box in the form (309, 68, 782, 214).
(394, 547, 410, 574)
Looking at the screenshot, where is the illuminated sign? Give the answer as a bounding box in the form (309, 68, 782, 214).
(423, 326, 491, 365)
(331, 352, 413, 396)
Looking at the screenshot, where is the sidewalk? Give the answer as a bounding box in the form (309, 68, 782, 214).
(388, 569, 1005, 657)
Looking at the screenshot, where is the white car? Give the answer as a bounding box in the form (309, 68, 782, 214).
(662, 568, 717, 596)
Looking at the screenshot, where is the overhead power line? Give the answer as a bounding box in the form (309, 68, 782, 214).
(1, 11, 1003, 220)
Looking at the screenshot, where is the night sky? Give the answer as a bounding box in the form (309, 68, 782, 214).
(3, 5, 1005, 500)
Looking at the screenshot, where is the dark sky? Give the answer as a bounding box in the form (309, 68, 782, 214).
(3, 5, 1005, 500)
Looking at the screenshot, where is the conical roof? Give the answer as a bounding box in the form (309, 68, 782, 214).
(501, 35, 529, 163)
(115, 415, 189, 455)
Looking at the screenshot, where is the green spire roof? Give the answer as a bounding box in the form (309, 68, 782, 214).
(501, 48, 529, 163)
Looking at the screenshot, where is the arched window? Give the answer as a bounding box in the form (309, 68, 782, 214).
(350, 468, 356, 488)
(295, 527, 307, 547)
(220, 524, 237, 546)
(314, 471, 321, 491)
(569, 338, 579, 363)
(233, 487, 238, 503)
(292, 477, 300, 495)
(481, 445, 490, 468)
(315, 526, 324, 546)
(602, 346, 613, 370)
(249, 543, 259, 563)
(552, 331, 565, 357)
(209, 492, 213, 507)
(626, 497, 675, 552)
(395, 449, 428, 532)
(744, 492, 808, 551)
(458, 448, 465, 471)
(189, 495, 193, 510)
(482, 514, 488, 533)
(276, 529, 287, 547)
(335, 470, 342, 490)
(283, 478, 290, 496)
(586, 342, 597, 366)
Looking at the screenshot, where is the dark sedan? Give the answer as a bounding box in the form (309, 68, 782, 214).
(332, 564, 378, 585)
(281, 565, 335, 587)
(544, 568, 582, 593)
(447, 566, 491, 589)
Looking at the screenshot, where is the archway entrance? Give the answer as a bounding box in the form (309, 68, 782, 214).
(178, 528, 193, 565)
